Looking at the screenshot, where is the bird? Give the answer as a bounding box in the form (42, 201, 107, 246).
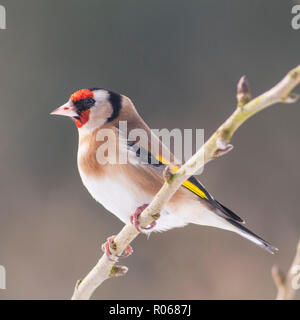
(51, 88, 278, 257)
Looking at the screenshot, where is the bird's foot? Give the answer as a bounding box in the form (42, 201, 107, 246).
(130, 204, 157, 232)
(101, 236, 133, 261)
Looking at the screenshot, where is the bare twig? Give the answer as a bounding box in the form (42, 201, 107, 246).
(272, 238, 300, 300)
(71, 65, 300, 300)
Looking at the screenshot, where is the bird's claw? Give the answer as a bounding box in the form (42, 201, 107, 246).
(130, 204, 157, 232)
(101, 235, 133, 261)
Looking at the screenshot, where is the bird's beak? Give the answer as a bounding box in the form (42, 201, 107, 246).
(50, 101, 78, 118)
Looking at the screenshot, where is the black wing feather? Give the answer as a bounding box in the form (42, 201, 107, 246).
(186, 176, 244, 223)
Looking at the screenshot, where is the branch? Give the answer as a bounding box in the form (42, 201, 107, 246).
(272, 238, 300, 300)
(71, 65, 300, 300)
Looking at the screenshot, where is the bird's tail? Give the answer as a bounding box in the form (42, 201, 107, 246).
(226, 218, 278, 254)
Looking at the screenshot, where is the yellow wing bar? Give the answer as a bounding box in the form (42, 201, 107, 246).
(182, 179, 208, 200)
(156, 155, 208, 200)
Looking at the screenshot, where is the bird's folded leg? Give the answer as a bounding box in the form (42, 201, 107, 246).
(101, 235, 133, 261)
(130, 204, 157, 232)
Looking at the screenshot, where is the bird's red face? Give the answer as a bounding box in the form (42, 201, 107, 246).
(51, 89, 96, 128)
(51, 88, 123, 131)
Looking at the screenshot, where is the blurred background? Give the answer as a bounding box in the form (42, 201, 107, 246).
(0, 0, 299, 300)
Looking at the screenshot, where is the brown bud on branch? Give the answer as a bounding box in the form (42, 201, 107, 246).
(237, 75, 251, 107)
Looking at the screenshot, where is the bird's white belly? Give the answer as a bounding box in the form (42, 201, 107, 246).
(78, 169, 187, 232)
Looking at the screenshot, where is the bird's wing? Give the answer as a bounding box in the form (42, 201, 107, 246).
(119, 110, 244, 223)
(126, 139, 244, 223)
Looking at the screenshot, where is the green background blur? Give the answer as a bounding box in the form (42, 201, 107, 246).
(0, 0, 300, 299)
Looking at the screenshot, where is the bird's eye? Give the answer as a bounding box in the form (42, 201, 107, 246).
(73, 97, 96, 114)
(84, 98, 95, 109)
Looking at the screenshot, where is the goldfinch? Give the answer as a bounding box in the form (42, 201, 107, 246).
(51, 88, 278, 255)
